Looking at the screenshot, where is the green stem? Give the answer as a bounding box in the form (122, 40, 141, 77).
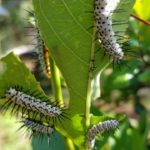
(86, 27, 96, 127)
(65, 137, 75, 150)
(50, 57, 75, 150)
(50, 57, 63, 105)
(85, 27, 96, 149)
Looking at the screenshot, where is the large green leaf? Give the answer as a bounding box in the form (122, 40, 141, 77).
(0, 53, 46, 99)
(32, 0, 107, 115)
(32, 0, 135, 148)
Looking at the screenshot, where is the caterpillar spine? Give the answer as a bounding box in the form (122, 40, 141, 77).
(20, 118, 54, 138)
(94, 0, 124, 63)
(36, 28, 51, 78)
(3, 87, 65, 120)
(86, 120, 119, 149)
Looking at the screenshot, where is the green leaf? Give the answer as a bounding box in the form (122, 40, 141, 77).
(112, 0, 135, 35)
(0, 53, 45, 99)
(33, 0, 96, 115)
(32, 0, 135, 147)
(90, 114, 126, 126)
(138, 70, 150, 83)
(32, 132, 67, 150)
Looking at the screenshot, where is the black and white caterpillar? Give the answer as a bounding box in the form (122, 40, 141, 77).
(86, 120, 119, 149)
(35, 28, 51, 79)
(94, 0, 124, 63)
(20, 118, 54, 139)
(2, 87, 66, 122)
(26, 10, 51, 78)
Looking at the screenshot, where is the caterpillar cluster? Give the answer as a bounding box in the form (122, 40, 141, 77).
(36, 28, 51, 79)
(86, 120, 119, 150)
(20, 118, 54, 140)
(94, 0, 125, 64)
(1, 87, 66, 123)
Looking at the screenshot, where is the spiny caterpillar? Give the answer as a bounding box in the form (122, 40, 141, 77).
(86, 120, 119, 149)
(26, 10, 51, 78)
(94, 0, 125, 64)
(19, 118, 54, 140)
(2, 87, 66, 122)
(36, 28, 51, 79)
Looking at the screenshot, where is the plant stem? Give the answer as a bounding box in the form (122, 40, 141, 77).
(131, 14, 150, 26)
(50, 57, 75, 150)
(85, 26, 96, 149)
(86, 27, 96, 127)
(49, 57, 63, 105)
(65, 137, 75, 150)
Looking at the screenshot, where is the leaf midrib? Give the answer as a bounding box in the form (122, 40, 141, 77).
(61, 0, 92, 37)
(39, 0, 93, 66)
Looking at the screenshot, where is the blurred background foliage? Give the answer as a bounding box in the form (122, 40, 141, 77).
(0, 0, 150, 150)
